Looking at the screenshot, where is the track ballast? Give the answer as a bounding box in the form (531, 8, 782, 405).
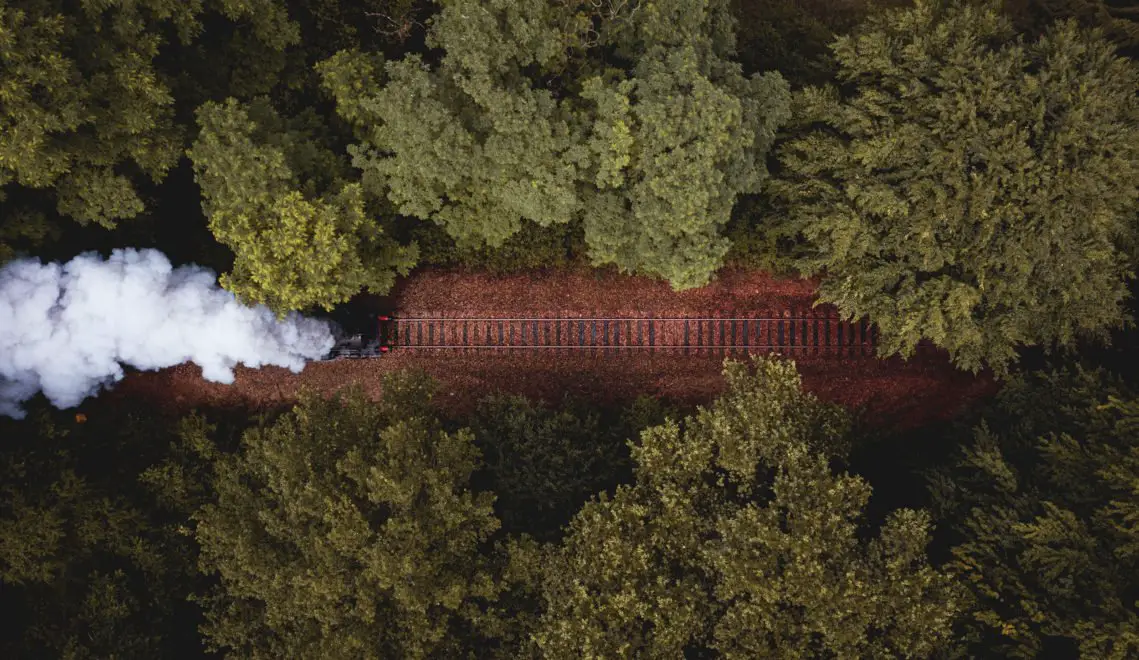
(385, 309, 903, 356)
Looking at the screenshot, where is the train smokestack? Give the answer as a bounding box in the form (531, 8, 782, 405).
(0, 248, 334, 419)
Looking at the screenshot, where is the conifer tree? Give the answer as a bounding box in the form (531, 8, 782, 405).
(927, 363, 1139, 658)
(1001, 0, 1139, 52)
(0, 405, 210, 658)
(771, 0, 1139, 377)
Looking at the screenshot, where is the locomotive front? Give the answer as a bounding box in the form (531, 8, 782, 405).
(318, 315, 394, 360)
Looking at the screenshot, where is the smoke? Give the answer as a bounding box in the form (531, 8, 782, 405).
(0, 248, 335, 419)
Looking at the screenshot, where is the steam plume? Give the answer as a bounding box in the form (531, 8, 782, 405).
(0, 248, 334, 419)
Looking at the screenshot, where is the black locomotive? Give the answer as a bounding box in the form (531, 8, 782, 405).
(317, 315, 394, 360)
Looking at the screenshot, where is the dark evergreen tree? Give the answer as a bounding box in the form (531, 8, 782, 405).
(0, 405, 212, 658)
(927, 363, 1139, 658)
(771, 0, 1139, 377)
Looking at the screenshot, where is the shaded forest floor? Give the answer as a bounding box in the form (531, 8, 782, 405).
(108, 264, 1002, 434)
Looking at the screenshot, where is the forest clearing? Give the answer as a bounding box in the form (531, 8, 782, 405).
(114, 264, 1000, 434)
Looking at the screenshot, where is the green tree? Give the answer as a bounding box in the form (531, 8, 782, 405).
(0, 205, 60, 265)
(1000, 0, 1139, 53)
(187, 97, 416, 314)
(770, 0, 1139, 377)
(464, 391, 684, 541)
(0, 0, 299, 237)
(190, 373, 501, 658)
(0, 404, 208, 659)
(317, 0, 790, 290)
(287, 0, 429, 54)
(504, 355, 963, 658)
(926, 363, 1139, 658)
(728, 0, 908, 88)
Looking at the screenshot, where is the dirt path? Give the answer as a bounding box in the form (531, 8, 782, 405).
(392, 263, 823, 315)
(108, 265, 1001, 434)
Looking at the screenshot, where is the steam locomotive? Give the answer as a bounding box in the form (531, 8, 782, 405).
(317, 315, 395, 360)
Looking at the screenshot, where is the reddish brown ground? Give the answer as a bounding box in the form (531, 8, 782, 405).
(110, 263, 1002, 434)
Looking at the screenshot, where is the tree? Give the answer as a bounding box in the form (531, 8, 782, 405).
(0, 0, 299, 237)
(190, 372, 501, 658)
(503, 355, 964, 658)
(0, 403, 209, 659)
(770, 0, 1139, 377)
(187, 97, 417, 314)
(287, 0, 431, 55)
(317, 0, 791, 291)
(727, 0, 910, 88)
(464, 391, 684, 541)
(926, 363, 1139, 658)
(1000, 0, 1139, 54)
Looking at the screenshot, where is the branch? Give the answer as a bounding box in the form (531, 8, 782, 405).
(363, 10, 426, 42)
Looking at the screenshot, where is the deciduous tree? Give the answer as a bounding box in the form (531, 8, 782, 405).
(317, 0, 791, 291)
(191, 373, 501, 658)
(0, 0, 299, 233)
(187, 97, 416, 313)
(505, 355, 963, 658)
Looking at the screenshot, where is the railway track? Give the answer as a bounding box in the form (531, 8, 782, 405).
(384, 309, 900, 356)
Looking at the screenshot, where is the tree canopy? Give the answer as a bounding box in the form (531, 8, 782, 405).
(0, 0, 299, 234)
(190, 372, 500, 658)
(0, 404, 209, 659)
(1001, 0, 1139, 53)
(927, 362, 1139, 658)
(7, 0, 1139, 656)
(770, 0, 1139, 377)
(316, 0, 791, 292)
(186, 97, 416, 313)
(504, 355, 964, 658)
(10, 356, 1139, 658)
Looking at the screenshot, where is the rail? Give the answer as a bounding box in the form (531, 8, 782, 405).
(380, 310, 927, 356)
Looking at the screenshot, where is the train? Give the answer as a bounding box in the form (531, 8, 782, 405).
(318, 315, 395, 360)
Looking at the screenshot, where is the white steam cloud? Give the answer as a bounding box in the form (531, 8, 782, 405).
(0, 248, 335, 419)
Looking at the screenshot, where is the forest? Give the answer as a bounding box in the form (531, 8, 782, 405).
(2, 0, 1139, 657)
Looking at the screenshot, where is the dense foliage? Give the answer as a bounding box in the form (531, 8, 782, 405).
(0, 405, 210, 658)
(504, 356, 964, 657)
(770, 0, 1139, 377)
(5, 0, 1139, 657)
(927, 363, 1139, 658)
(1001, 0, 1139, 53)
(316, 0, 791, 292)
(6, 0, 1139, 365)
(0, 0, 302, 263)
(190, 373, 501, 658)
(464, 391, 677, 540)
(0, 357, 1003, 658)
(187, 97, 416, 313)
